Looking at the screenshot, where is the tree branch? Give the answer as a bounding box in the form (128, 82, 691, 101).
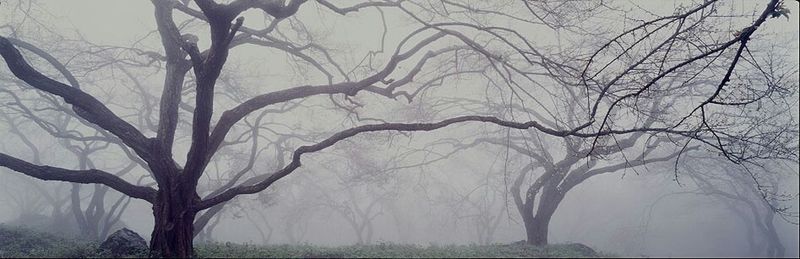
(0, 153, 156, 202)
(196, 114, 682, 210)
(0, 36, 155, 164)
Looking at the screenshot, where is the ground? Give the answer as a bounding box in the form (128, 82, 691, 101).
(0, 224, 604, 258)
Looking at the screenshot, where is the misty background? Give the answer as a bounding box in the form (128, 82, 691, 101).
(0, 0, 798, 257)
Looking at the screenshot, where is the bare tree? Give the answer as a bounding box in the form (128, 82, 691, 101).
(0, 113, 72, 232)
(441, 179, 507, 245)
(421, 0, 798, 245)
(678, 156, 793, 257)
(0, 0, 797, 256)
(0, 37, 145, 240)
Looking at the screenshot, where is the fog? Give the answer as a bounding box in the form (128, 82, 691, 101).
(0, 0, 798, 257)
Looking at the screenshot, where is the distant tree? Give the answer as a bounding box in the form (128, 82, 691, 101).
(671, 156, 792, 257)
(437, 173, 507, 245)
(0, 38, 138, 240)
(426, 0, 798, 245)
(433, 97, 692, 245)
(0, 0, 797, 257)
(0, 112, 70, 223)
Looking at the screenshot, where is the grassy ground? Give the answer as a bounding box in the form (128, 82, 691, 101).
(1, 224, 603, 258)
(196, 242, 601, 258)
(0, 225, 101, 258)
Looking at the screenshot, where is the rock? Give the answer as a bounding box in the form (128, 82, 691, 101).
(98, 228, 148, 257)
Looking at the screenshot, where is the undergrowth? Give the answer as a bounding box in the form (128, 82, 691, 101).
(1, 224, 604, 258)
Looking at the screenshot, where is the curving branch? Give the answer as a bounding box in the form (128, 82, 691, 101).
(206, 30, 450, 161)
(316, 0, 401, 15)
(152, 0, 193, 162)
(0, 153, 156, 202)
(183, 6, 246, 187)
(196, 113, 686, 210)
(0, 36, 155, 163)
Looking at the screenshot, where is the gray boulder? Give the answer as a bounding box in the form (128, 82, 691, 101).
(98, 228, 148, 257)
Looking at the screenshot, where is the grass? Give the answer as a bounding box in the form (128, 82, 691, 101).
(195, 242, 601, 258)
(0, 224, 101, 258)
(1, 224, 602, 258)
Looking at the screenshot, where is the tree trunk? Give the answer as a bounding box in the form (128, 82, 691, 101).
(524, 186, 563, 246)
(763, 211, 785, 257)
(150, 189, 196, 258)
(524, 216, 549, 246)
(71, 183, 94, 239)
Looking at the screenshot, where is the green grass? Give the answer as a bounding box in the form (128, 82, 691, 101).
(1, 225, 602, 258)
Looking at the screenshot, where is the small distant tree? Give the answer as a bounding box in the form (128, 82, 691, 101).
(0, 38, 138, 240)
(679, 156, 792, 257)
(437, 172, 507, 245)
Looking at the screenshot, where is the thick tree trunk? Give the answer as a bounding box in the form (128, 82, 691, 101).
(524, 218, 549, 246)
(150, 189, 196, 258)
(523, 186, 563, 246)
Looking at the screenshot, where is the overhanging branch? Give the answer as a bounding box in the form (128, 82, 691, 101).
(0, 36, 155, 164)
(196, 115, 692, 210)
(0, 153, 156, 202)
